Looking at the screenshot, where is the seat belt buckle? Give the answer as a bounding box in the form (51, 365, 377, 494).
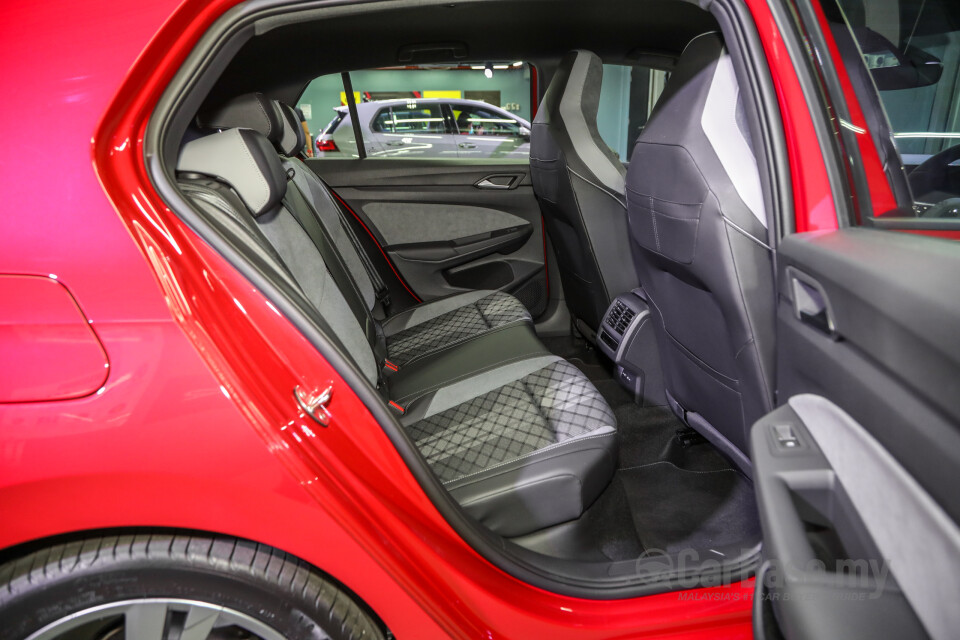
(388, 400, 405, 415)
(383, 359, 399, 373)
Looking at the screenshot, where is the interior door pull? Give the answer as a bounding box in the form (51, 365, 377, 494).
(787, 267, 837, 337)
(475, 174, 520, 190)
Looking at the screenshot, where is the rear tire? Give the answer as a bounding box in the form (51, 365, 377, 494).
(0, 533, 385, 640)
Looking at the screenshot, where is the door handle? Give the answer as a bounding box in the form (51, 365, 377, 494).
(787, 267, 836, 337)
(458, 142, 478, 149)
(385, 141, 406, 147)
(294, 384, 333, 426)
(474, 174, 521, 190)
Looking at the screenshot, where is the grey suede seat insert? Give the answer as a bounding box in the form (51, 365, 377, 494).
(198, 92, 532, 369)
(175, 105, 617, 537)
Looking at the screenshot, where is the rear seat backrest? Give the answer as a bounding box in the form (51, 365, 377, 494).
(200, 93, 383, 315)
(189, 93, 535, 374)
(176, 127, 382, 386)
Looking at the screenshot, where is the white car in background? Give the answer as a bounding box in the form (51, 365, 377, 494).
(314, 98, 531, 159)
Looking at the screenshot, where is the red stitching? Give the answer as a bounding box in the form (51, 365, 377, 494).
(328, 189, 422, 303)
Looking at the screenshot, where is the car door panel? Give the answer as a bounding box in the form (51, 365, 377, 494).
(304, 158, 548, 315)
(750, 399, 941, 640)
(751, 228, 960, 640)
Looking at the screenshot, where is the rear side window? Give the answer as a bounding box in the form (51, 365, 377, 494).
(371, 108, 394, 133)
(820, 0, 960, 219)
(300, 63, 533, 159)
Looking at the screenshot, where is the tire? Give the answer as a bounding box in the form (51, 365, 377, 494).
(0, 533, 386, 640)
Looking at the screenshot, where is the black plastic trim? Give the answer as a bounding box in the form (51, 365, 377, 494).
(386, 225, 531, 266)
(341, 71, 366, 159)
(865, 216, 960, 231)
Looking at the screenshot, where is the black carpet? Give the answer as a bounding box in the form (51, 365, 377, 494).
(619, 461, 760, 554)
(515, 333, 761, 562)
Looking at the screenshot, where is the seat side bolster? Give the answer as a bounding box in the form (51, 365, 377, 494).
(446, 434, 618, 537)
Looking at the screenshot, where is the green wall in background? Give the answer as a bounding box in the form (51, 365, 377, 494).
(597, 64, 633, 161)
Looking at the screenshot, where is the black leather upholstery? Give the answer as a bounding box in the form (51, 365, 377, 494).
(177, 128, 288, 218)
(530, 50, 639, 332)
(199, 92, 285, 146)
(625, 33, 776, 467)
(276, 102, 307, 157)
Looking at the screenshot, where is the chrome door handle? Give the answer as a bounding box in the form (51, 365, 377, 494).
(458, 142, 478, 149)
(475, 174, 521, 190)
(294, 384, 333, 426)
(385, 141, 406, 146)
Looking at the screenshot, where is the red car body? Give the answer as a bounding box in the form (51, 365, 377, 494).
(0, 0, 926, 637)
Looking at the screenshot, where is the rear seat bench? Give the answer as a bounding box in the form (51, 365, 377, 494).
(176, 93, 618, 537)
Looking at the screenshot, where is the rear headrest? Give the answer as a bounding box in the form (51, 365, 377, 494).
(177, 128, 287, 218)
(275, 102, 306, 157)
(198, 93, 284, 148)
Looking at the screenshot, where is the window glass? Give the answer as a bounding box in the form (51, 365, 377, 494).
(374, 105, 448, 134)
(596, 64, 669, 162)
(823, 0, 960, 218)
(451, 104, 522, 136)
(300, 63, 532, 159)
(370, 109, 394, 133)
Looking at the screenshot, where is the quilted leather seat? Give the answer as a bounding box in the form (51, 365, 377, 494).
(175, 105, 618, 537)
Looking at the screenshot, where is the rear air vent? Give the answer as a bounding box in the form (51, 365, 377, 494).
(605, 300, 636, 335)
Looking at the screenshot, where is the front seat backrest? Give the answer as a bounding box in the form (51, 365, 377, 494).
(530, 50, 639, 333)
(625, 32, 775, 471)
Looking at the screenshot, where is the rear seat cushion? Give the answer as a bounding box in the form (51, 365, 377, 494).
(401, 355, 617, 536)
(383, 290, 532, 367)
(387, 323, 549, 407)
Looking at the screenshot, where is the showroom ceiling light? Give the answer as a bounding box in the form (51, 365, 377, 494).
(484, 62, 493, 79)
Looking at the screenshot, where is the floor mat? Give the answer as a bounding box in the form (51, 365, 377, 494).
(619, 461, 760, 555)
(517, 332, 761, 562)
